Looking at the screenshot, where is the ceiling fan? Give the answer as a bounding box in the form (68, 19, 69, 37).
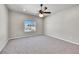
(39, 4, 51, 17)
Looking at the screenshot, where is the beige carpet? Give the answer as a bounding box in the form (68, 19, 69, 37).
(1, 35, 79, 54)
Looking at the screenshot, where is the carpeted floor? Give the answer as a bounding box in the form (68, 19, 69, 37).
(1, 35, 79, 54)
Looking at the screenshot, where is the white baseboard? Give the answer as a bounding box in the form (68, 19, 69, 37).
(0, 39, 8, 52)
(9, 34, 43, 40)
(45, 34, 79, 45)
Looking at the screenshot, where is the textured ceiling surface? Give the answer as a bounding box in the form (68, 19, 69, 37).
(6, 4, 78, 16)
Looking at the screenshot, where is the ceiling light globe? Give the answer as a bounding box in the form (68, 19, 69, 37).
(39, 14, 44, 17)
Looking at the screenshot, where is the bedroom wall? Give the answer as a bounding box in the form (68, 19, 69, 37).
(8, 11, 43, 39)
(44, 6, 79, 45)
(0, 5, 8, 51)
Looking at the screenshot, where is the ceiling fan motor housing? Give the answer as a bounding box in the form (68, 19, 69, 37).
(39, 10, 43, 14)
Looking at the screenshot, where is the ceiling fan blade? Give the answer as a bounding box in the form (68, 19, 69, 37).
(43, 12, 51, 14)
(44, 7, 47, 10)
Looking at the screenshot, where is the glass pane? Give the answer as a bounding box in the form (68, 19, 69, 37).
(24, 19, 36, 32)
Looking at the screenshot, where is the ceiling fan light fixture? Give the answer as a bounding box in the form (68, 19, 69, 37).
(39, 13, 44, 17)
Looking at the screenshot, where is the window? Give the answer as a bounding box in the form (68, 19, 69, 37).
(24, 19, 36, 32)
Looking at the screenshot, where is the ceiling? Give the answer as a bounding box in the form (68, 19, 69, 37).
(6, 4, 79, 17)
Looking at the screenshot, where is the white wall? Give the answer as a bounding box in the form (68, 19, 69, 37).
(8, 11, 43, 39)
(44, 6, 79, 45)
(0, 5, 8, 51)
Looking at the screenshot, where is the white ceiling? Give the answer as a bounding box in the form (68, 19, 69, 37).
(6, 4, 79, 17)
